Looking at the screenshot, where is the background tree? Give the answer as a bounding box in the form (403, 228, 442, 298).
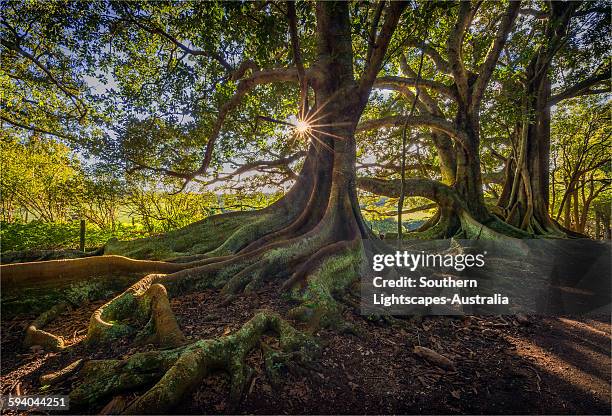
(494, 1, 609, 235)
(550, 97, 611, 234)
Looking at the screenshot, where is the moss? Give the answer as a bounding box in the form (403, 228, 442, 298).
(291, 246, 364, 329)
(1, 275, 136, 318)
(71, 311, 314, 413)
(65, 280, 117, 306)
(104, 212, 257, 260)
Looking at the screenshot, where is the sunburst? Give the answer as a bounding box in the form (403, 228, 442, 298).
(259, 96, 352, 153)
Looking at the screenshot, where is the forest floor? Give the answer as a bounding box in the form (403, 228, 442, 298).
(1, 281, 610, 415)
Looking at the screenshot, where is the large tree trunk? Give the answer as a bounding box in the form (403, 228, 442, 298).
(502, 72, 553, 233)
(243, 1, 369, 253)
(500, 3, 575, 235)
(453, 115, 488, 222)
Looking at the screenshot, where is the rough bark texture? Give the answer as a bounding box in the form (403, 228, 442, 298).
(499, 3, 577, 236)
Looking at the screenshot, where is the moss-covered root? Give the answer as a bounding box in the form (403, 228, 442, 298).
(137, 283, 186, 347)
(70, 311, 313, 414)
(459, 210, 533, 239)
(87, 275, 184, 348)
(285, 241, 364, 330)
(23, 303, 70, 351)
(40, 359, 84, 386)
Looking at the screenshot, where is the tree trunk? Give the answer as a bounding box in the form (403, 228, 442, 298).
(453, 113, 489, 222)
(500, 3, 575, 235)
(564, 190, 572, 229)
(572, 188, 580, 232)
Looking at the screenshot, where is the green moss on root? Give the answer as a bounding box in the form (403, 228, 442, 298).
(70, 311, 314, 414)
(290, 246, 363, 329)
(104, 213, 258, 260)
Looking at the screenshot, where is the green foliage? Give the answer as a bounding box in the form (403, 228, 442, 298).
(0, 220, 144, 252)
(1, 135, 83, 222)
(550, 96, 611, 233)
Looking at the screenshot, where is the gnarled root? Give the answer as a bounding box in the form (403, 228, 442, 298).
(87, 276, 185, 348)
(23, 303, 71, 351)
(69, 311, 313, 414)
(283, 239, 364, 330)
(40, 359, 83, 386)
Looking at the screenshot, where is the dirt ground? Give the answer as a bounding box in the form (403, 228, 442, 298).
(1, 282, 610, 415)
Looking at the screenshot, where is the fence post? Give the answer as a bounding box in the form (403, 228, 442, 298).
(80, 219, 86, 252)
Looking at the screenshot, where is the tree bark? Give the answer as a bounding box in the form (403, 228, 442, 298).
(501, 3, 576, 234)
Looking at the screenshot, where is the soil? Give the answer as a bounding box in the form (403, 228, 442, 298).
(1, 282, 610, 415)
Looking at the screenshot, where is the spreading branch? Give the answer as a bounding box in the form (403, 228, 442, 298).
(0, 37, 88, 120)
(374, 76, 457, 101)
(201, 151, 305, 186)
(402, 39, 454, 75)
(0, 115, 72, 141)
(548, 69, 611, 106)
(398, 55, 448, 116)
(185, 67, 303, 187)
(357, 114, 469, 148)
(446, 1, 473, 105)
(359, 1, 408, 95)
(471, 0, 521, 109)
(357, 177, 462, 209)
(117, 5, 233, 72)
(366, 1, 386, 64)
(287, 1, 308, 116)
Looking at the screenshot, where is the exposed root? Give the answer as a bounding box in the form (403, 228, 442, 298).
(285, 241, 364, 330)
(204, 212, 292, 258)
(40, 359, 83, 386)
(1, 255, 185, 288)
(460, 211, 531, 239)
(87, 277, 185, 348)
(281, 239, 358, 291)
(69, 311, 314, 414)
(103, 211, 260, 260)
(23, 303, 70, 351)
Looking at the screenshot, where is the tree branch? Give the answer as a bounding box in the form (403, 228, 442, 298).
(189, 68, 302, 182)
(357, 114, 469, 148)
(382, 203, 437, 217)
(446, 1, 472, 105)
(374, 76, 457, 100)
(0, 38, 88, 120)
(359, 1, 408, 95)
(287, 1, 308, 116)
(357, 177, 462, 209)
(548, 69, 611, 106)
(201, 151, 305, 186)
(471, 0, 521, 110)
(117, 5, 233, 72)
(402, 39, 454, 74)
(398, 55, 447, 116)
(366, 1, 386, 64)
(0, 115, 72, 140)
(357, 161, 436, 173)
